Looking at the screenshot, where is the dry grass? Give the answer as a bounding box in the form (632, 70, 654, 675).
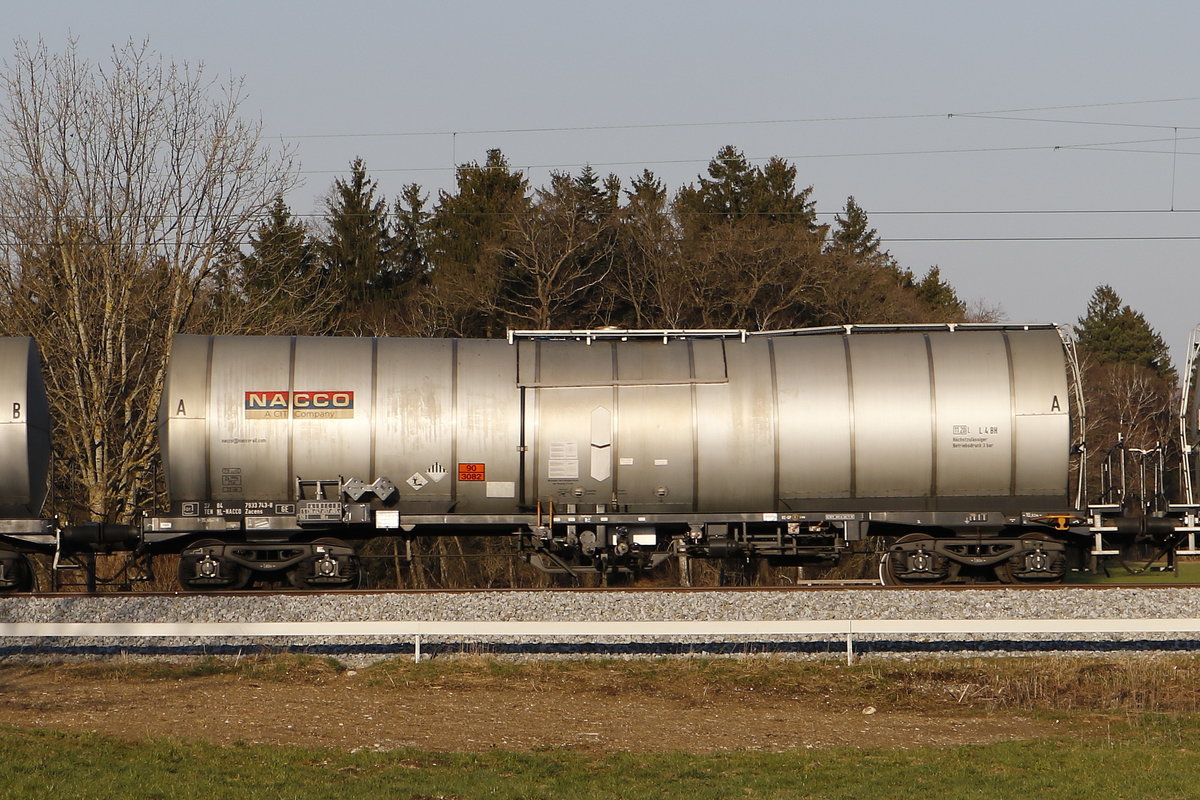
(362, 655, 1200, 714)
(21, 652, 1200, 715)
(878, 657, 1200, 712)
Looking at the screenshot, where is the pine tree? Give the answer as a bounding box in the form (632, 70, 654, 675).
(627, 169, 668, 212)
(675, 145, 758, 222)
(425, 149, 530, 336)
(601, 173, 623, 216)
(675, 147, 818, 233)
(205, 197, 332, 334)
(429, 149, 529, 268)
(828, 196, 885, 263)
(1075, 285, 1174, 381)
(753, 157, 817, 227)
(239, 196, 324, 328)
(606, 169, 680, 328)
(571, 165, 607, 223)
(242, 196, 318, 294)
(322, 157, 392, 326)
(1074, 285, 1176, 504)
(391, 183, 430, 291)
(912, 267, 966, 318)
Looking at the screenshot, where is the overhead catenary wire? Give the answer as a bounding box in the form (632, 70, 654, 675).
(284, 133, 1200, 179)
(7, 97, 1200, 185)
(270, 96, 1200, 141)
(4, 96, 1200, 240)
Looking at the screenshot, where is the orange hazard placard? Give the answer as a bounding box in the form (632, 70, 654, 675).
(458, 463, 486, 481)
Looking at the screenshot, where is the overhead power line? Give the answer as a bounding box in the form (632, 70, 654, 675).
(294, 141, 1200, 178)
(272, 97, 1200, 141)
(951, 114, 1200, 131)
(289, 130, 1200, 179)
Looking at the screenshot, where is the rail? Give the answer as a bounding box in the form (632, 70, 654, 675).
(3, 618, 1199, 664)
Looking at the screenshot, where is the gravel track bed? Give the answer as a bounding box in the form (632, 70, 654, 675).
(3, 587, 1200, 663)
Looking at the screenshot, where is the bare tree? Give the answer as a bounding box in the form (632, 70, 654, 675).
(200, 198, 334, 336)
(0, 39, 296, 522)
(1080, 360, 1176, 509)
(606, 176, 688, 328)
(501, 177, 615, 330)
(682, 221, 829, 330)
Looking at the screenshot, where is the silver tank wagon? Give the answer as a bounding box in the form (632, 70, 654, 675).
(0, 337, 55, 590)
(149, 325, 1084, 588)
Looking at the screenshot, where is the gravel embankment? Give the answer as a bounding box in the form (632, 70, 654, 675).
(2, 588, 1200, 663)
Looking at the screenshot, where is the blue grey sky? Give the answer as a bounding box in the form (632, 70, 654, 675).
(9, 1, 1200, 366)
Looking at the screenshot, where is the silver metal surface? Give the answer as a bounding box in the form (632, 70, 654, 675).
(1182, 325, 1200, 506)
(0, 338, 50, 516)
(161, 326, 1073, 516)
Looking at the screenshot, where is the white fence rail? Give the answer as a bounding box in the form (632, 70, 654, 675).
(2, 618, 1198, 663)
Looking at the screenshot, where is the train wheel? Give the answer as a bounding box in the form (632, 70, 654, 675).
(880, 533, 949, 586)
(178, 539, 252, 591)
(1001, 533, 1066, 584)
(0, 554, 34, 592)
(287, 538, 362, 589)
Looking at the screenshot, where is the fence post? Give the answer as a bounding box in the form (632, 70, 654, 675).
(846, 629, 854, 665)
(414, 633, 421, 663)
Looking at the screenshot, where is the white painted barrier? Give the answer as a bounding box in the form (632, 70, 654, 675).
(2, 618, 1198, 663)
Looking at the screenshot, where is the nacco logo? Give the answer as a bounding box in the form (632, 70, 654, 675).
(244, 391, 355, 419)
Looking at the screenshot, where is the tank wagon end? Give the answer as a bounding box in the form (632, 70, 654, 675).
(0, 338, 56, 590)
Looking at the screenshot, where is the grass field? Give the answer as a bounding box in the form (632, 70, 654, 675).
(1065, 557, 1200, 584)
(1, 716, 1199, 800)
(5, 656, 1200, 798)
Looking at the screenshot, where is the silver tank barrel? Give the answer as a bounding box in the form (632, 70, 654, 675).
(0, 338, 51, 516)
(160, 326, 1072, 515)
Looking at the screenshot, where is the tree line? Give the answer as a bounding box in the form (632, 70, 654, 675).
(245, 147, 970, 340)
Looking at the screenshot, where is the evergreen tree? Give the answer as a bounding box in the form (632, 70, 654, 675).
(570, 165, 608, 223)
(205, 197, 332, 334)
(430, 149, 529, 268)
(627, 169, 668, 211)
(1074, 285, 1175, 505)
(1075, 285, 1174, 381)
(242, 196, 319, 294)
(912, 267, 966, 319)
(391, 183, 431, 291)
(675, 145, 758, 223)
(425, 149, 530, 336)
(601, 173, 623, 215)
(322, 157, 392, 326)
(828, 196, 886, 263)
(753, 157, 817, 227)
(675, 146, 818, 234)
(239, 196, 324, 328)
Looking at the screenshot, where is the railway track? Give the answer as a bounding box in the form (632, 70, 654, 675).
(4, 583, 1200, 664)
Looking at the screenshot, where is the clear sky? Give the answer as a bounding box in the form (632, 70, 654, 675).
(8, 1, 1200, 366)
